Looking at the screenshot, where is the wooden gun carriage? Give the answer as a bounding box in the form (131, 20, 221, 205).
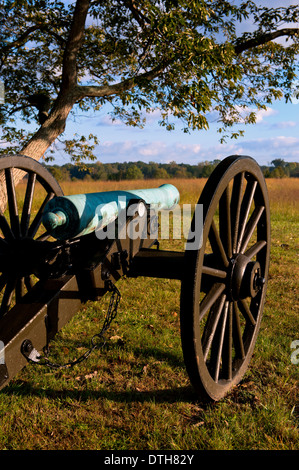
(0, 154, 270, 402)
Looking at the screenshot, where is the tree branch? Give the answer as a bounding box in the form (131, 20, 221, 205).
(1, 25, 45, 52)
(122, 0, 150, 28)
(61, 0, 90, 91)
(77, 63, 168, 99)
(235, 28, 299, 54)
(0, 24, 65, 58)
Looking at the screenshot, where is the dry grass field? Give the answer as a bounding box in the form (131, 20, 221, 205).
(0, 176, 298, 450)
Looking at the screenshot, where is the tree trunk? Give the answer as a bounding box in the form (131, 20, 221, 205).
(22, 92, 75, 160)
(0, 93, 75, 212)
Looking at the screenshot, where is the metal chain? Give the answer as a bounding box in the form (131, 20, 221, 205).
(26, 280, 121, 370)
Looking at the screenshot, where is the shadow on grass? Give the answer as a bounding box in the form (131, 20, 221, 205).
(3, 380, 199, 405)
(1, 345, 203, 405)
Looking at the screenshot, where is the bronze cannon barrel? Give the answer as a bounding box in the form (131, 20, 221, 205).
(42, 184, 180, 240)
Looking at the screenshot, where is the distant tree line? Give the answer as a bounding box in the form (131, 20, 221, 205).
(45, 158, 299, 182)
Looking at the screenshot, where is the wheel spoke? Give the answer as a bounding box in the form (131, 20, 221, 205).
(202, 294, 226, 361)
(5, 168, 21, 238)
(212, 301, 229, 383)
(219, 187, 232, 259)
(0, 211, 14, 241)
(24, 275, 34, 291)
(230, 172, 245, 253)
(0, 273, 7, 292)
(0, 277, 16, 318)
(15, 277, 25, 303)
(21, 172, 36, 237)
(209, 219, 229, 268)
(28, 191, 54, 238)
(238, 299, 256, 326)
(239, 205, 265, 254)
(232, 301, 245, 360)
(202, 265, 227, 279)
(36, 231, 51, 241)
(222, 302, 233, 380)
(245, 240, 267, 259)
(199, 282, 226, 321)
(236, 180, 257, 252)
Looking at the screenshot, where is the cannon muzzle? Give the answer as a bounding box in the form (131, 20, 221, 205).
(42, 184, 180, 240)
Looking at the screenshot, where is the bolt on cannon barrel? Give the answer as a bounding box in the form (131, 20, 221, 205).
(42, 184, 180, 240)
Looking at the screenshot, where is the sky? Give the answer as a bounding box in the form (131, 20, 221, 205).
(57, 96, 299, 168)
(50, 0, 299, 168)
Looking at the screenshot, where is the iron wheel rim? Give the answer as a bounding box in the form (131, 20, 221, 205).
(180, 155, 270, 401)
(0, 154, 63, 318)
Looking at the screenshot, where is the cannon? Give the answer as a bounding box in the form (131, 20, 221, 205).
(0, 154, 270, 402)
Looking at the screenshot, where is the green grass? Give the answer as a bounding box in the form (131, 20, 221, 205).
(0, 178, 298, 450)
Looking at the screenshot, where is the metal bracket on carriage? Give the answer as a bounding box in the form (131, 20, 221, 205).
(42, 238, 82, 279)
(110, 249, 129, 274)
(21, 339, 42, 364)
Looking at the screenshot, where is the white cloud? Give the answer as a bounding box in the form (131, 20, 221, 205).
(209, 136, 299, 164)
(98, 140, 204, 163)
(97, 115, 124, 127)
(270, 136, 299, 149)
(177, 143, 201, 154)
(234, 106, 278, 124)
(270, 121, 297, 129)
(254, 107, 278, 123)
(139, 141, 166, 157)
(96, 135, 299, 166)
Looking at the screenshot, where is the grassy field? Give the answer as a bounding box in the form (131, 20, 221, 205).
(0, 176, 298, 450)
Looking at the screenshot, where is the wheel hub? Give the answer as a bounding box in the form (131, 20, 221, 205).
(229, 253, 265, 300)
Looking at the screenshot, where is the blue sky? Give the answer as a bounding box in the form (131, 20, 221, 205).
(57, 93, 299, 168)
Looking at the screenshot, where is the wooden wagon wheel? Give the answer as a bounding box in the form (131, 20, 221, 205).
(0, 155, 63, 318)
(180, 155, 270, 401)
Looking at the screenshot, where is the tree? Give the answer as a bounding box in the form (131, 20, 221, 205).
(271, 166, 285, 178)
(0, 0, 298, 172)
(125, 164, 144, 180)
(271, 158, 286, 168)
(152, 167, 169, 179)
